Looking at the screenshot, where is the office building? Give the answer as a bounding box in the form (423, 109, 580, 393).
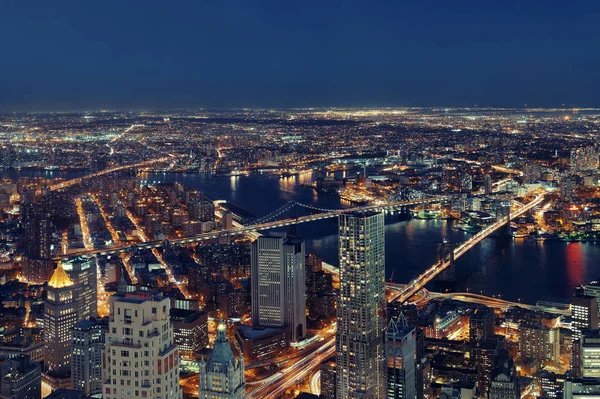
(488, 350, 519, 399)
(386, 314, 417, 399)
(564, 379, 600, 399)
(473, 338, 499, 398)
(251, 233, 306, 342)
(320, 357, 336, 399)
(198, 322, 246, 399)
(71, 319, 105, 397)
(572, 291, 599, 336)
(484, 174, 493, 195)
(170, 308, 209, 359)
(580, 329, 600, 378)
(518, 321, 560, 365)
(102, 291, 182, 399)
(336, 211, 386, 399)
(560, 175, 577, 202)
(469, 307, 495, 344)
(62, 257, 98, 321)
(539, 371, 565, 399)
(42, 263, 78, 395)
(0, 355, 41, 399)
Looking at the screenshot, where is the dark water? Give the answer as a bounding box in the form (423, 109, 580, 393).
(4, 169, 599, 304)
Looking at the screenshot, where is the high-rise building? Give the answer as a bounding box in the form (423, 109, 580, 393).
(62, 258, 98, 321)
(564, 379, 600, 399)
(579, 329, 600, 378)
(170, 309, 209, 359)
(102, 291, 182, 399)
(570, 147, 598, 173)
(560, 175, 577, 202)
(488, 350, 519, 399)
(336, 211, 386, 399)
(484, 174, 493, 195)
(473, 338, 499, 398)
(42, 263, 78, 395)
(251, 233, 306, 342)
(319, 357, 336, 399)
(572, 291, 599, 336)
(469, 307, 495, 344)
(539, 371, 565, 399)
(518, 321, 560, 365)
(71, 319, 105, 397)
(386, 315, 416, 399)
(0, 355, 41, 399)
(198, 322, 246, 399)
(20, 202, 52, 260)
(523, 163, 541, 184)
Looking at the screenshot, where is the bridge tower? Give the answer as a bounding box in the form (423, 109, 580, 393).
(496, 202, 513, 238)
(434, 240, 455, 293)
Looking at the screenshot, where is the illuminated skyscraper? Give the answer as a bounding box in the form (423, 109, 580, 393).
(102, 290, 182, 399)
(336, 211, 386, 399)
(62, 257, 98, 321)
(386, 314, 416, 399)
(251, 233, 306, 342)
(42, 263, 78, 395)
(198, 323, 246, 399)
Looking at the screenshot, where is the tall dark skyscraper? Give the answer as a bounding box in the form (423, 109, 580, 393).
(251, 233, 306, 342)
(42, 263, 78, 396)
(21, 202, 54, 284)
(62, 257, 98, 321)
(336, 211, 386, 399)
(386, 314, 417, 399)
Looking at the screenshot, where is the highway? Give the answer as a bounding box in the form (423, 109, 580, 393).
(394, 192, 547, 304)
(54, 196, 448, 260)
(246, 338, 335, 399)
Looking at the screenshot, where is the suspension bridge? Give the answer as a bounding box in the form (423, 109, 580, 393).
(54, 196, 447, 260)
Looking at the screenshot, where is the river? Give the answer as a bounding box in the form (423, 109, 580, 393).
(3, 169, 599, 304)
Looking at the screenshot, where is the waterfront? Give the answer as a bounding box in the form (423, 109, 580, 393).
(4, 169, 600, 304)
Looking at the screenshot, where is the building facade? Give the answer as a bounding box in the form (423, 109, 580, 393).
(43, 263, 78, 394)
(198, 323, 246, 399)
(0, 355, 41, 399)
(71, 319, 105, 396)
(386, 315, 416, 399)
(251, 233, 306, 342)
(336, 212, 386, 399)
(62, 257, 98, 322)
(102, 291, 182, 399)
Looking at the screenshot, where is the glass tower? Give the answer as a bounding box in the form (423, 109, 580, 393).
(336, 211, 386, 399)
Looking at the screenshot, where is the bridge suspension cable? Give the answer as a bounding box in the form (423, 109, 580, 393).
(249, 201, 347, 225)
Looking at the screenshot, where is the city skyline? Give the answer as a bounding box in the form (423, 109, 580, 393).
(1, 2, 600, 397)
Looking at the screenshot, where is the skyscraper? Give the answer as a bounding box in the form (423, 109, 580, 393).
(198, 322, 246, 399)
(469, 307, 495, 344)
(0, 355, 41, 399)
(251, 233, 306, 342)
(579, 329, 600, 378)
(62, 257, 98, 321)
(386, 314, 416, 399)
(71, 319, 105, 396)
(572, 291, 599, 336)
(336, 211, 386, 399)
(488, 350, 519, 399)
(484, 174, 493, 195)
(42, 263, 78, 395)
(102, 290, 182, 399)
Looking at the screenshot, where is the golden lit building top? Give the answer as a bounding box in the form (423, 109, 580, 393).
(48, 262, 74, 288)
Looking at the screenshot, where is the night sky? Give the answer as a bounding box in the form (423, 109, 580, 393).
(2, 0, 599, 110)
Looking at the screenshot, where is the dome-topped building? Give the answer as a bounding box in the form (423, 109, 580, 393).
(199, 322, 246, 399)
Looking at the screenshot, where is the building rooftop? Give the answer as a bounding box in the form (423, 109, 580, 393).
(48, 262, 73, 288)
